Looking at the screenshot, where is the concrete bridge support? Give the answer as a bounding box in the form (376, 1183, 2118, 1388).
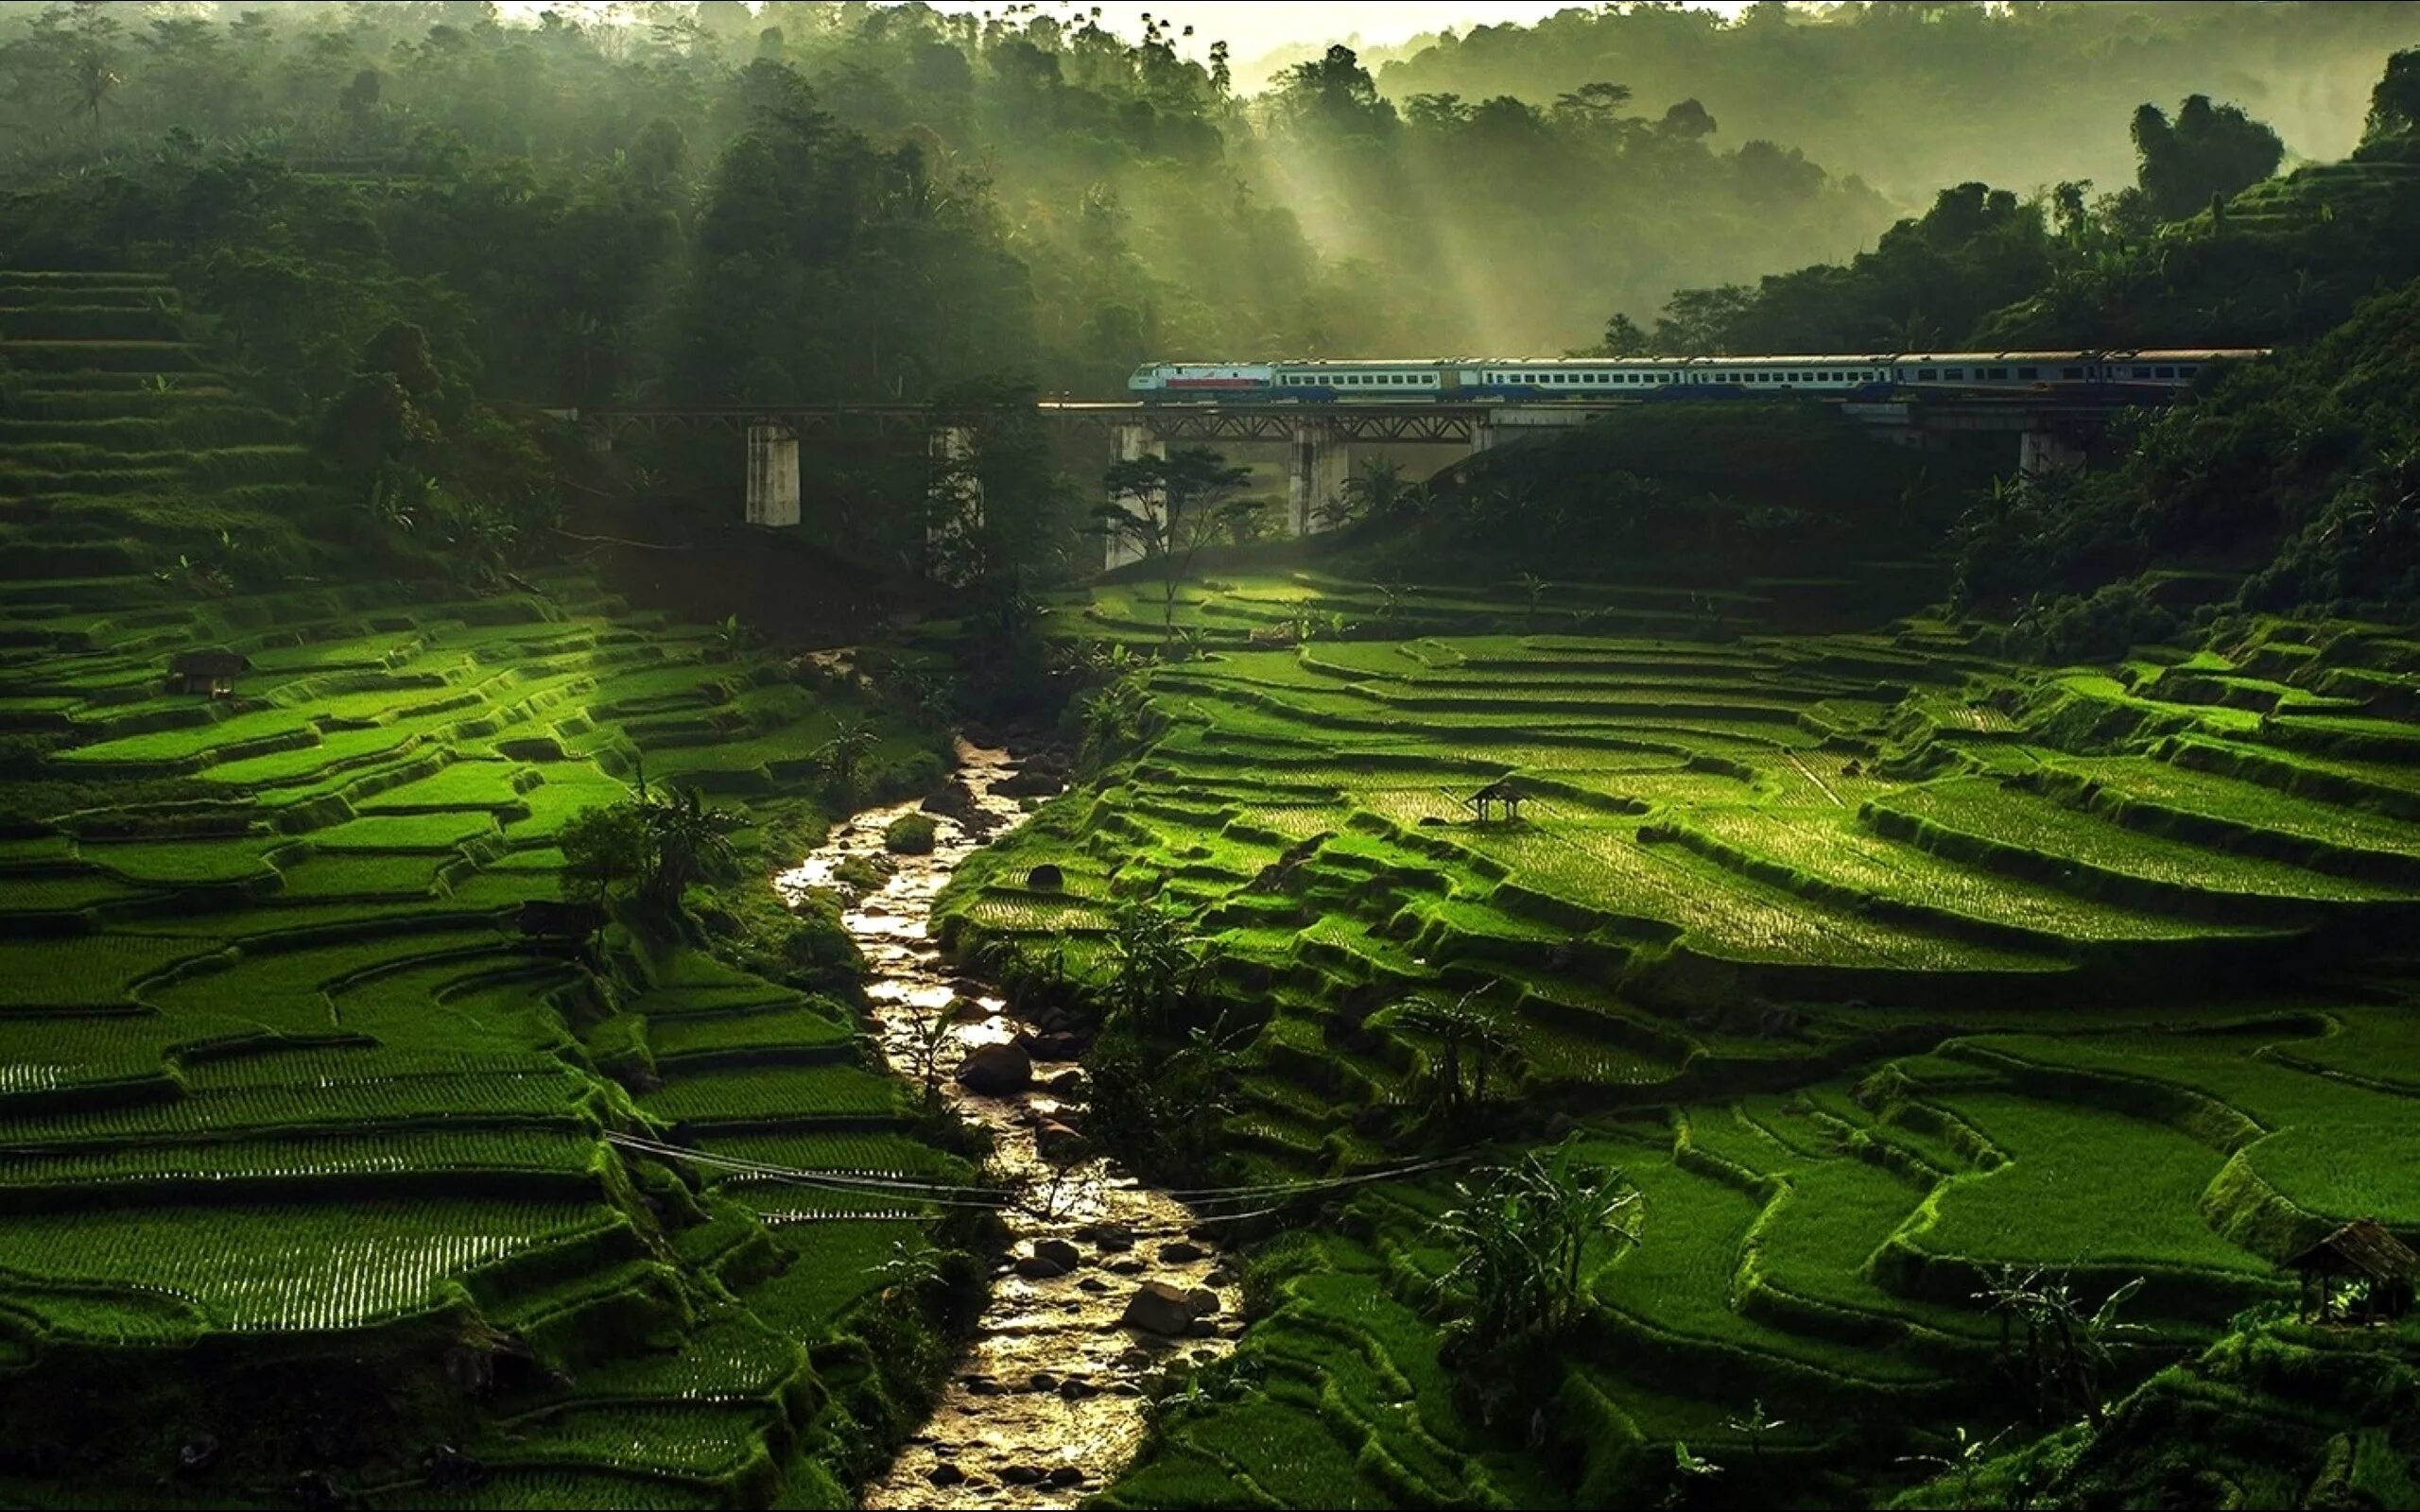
(2018, 428, 2090, 476)
(744, 421, 800, 528)
(926, 425, 983, 585)
(1469, 406, 1592, 458)
(1288, 421, 1352, 535)
(1105, 422, 1167, 570)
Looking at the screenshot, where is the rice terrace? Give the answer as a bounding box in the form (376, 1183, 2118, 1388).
(6, 2, 2420, 1509)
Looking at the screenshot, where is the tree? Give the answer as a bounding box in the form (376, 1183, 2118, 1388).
(2131, 94, 2282, 222)
(1318, 456, 1426, 531)
(1102, 895, 1203, 1032)
(1433, 1139, 1639, 1373)
(2367, 47, 2420, 144)
(897, 995, 958, 1114)
(1098, 447, 1258, 645)
(813, 717, 879, 800)
(1600, 313, 1652, 356)
(1394, 988, 1514, 1118)
(1517, 571, 1551, 630)
(634, 782, 739, 907)
(1975, 1265, 2149, 1427)
(558, 802, 648, 902)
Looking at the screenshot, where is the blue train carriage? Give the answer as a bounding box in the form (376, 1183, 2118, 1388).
(1125, 351, 2267, 404)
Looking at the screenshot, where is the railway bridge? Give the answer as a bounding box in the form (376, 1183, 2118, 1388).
(557, 390, 2138, 569)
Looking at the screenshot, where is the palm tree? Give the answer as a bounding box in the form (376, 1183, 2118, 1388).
(813, 717, 879, 797)
(1433, 1138, 1639, 1356)
(1395, 988, 1514, 1116)
(1516, 571, 1550, 631)
(1973, 1265, 2147, 1426)
(636, 783, 737, 906)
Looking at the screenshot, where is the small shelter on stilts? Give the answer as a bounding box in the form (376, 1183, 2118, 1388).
(2287, 1217, 2419, 1325)
(1461, 779, 1530, 825)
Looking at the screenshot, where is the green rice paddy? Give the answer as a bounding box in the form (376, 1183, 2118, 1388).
(0, 276, 957, 1506)
(940, 576, 2420, 1506)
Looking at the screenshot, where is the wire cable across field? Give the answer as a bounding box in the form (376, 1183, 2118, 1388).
(606, 1130, 1490, 1212)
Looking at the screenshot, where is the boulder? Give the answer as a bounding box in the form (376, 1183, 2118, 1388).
(946, 995, 991, 1023)
(1047, 1463, 1089, 1485)
(1034, 1121, 1085, 1161)
(1080, 1221, 1136, 1252)
(1043, 1067, 1088, 1098)
(1157, 1240, 1206, 1264)
(1029, 1031, 1084, 1063)
(994, 767, 1066, 799)
(928, 1464, 965, 1488)
(921, 781, 981, 820)
(1033, 1238, 1082, 1271)
(1185, 1288, 1220, 1317)
(1014, 1253, 1069, 1280)
(1120, 1280, 1208, 1336)
(954, 1042, 1031, 1096)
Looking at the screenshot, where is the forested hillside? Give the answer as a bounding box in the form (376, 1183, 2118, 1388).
(1376, 1, 2420, 202)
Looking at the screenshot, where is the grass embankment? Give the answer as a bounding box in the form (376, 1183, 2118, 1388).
(935, 572, 2420, 1508)
(0, 275, 964, 1507)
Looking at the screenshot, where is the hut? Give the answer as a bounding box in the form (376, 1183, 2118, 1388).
(2287, 1217, 2419, 1324)
(516, 900, 608, 958)
(166, 649, 249, 696)
(1462, 778, 1530, 824)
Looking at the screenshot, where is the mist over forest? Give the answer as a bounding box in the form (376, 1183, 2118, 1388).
(8, 0, 2413, 392)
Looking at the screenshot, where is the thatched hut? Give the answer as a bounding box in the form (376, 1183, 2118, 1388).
(2287, 1217, 2418, 1324)
(166, 649, 249, 696)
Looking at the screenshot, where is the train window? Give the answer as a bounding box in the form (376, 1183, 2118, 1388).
(1987, 367, 2008, 379)
(1944, 369, 1962, 380)
(1919, 369, 1938, 380)
(2017, 367, 2038, 379)
(2154, 366, 2174, 378)
(2133, 366, 2152, 378)
(2179, 365, 2198, 376)
(2063, 367, 2083, 379)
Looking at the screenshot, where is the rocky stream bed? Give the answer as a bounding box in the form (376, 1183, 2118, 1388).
(775, 742, 1239, 1509)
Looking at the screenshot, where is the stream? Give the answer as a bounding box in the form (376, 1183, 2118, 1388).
(773, 740, 1239, 1509)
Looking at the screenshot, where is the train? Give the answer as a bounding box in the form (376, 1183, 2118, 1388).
(1126, 351, 2264, 404)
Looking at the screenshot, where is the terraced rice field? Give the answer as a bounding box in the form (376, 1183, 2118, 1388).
(0, 277, 959, 1507)
(941, 576, 2420, 1504)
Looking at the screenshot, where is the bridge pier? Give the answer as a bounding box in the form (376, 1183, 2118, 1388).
(1288, 421, 1351, 535)
(2018, 428, 2089, 476)
(1105, 422, 1166, 570)
(926, 425, 983, 585)
(1469, 406, 1590, 458)
(744, 421, 800, 528)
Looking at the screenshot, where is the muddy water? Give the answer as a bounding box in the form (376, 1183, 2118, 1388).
(773, 742, 1237, 1509)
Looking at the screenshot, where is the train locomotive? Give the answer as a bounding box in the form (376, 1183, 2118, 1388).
(1128, 351, 2262, 404)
